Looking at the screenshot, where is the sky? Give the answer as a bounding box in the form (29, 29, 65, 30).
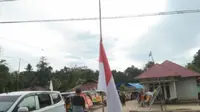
(0, 0, 200, 72)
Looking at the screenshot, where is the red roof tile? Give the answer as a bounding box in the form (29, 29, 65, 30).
(161, 60, 200, 77)
(136, 60, 200, 79)
(136, 63, 180, 79)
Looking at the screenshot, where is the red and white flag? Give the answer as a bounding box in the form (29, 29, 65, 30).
(98, 40, 122, 112)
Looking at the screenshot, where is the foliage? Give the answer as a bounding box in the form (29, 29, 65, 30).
(186, 49, 200, 73)
(0, 59, 10, 92)
(0, 56, 144, 93)
(144, 61, 155, 71)
(186, 63, 200, 73)
(0, 49, 197, 93)
(119, 84, 127, 91)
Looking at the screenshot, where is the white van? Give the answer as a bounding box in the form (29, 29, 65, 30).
(0, 91, 66, 112)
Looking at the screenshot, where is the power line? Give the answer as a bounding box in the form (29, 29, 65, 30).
(0, 9, 200, 24)
(0, 0, 16, 3)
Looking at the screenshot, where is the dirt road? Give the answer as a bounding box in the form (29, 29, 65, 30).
(92, 100, 200, 112)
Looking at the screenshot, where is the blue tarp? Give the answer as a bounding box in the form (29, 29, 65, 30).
(116, 82, 126, 88)
(116, 83, 144, 89)
(126, 83, 144, 89)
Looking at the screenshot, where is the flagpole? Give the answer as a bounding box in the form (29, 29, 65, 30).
(149, 52, 166, 111)
(99, 0, 103, 43)
(149, 51, 155, 63)
(98, 0, 105, 112)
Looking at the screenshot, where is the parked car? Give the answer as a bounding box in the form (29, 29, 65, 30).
(0, 91, 66, 112)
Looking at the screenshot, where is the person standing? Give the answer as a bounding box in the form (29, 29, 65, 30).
(140, 91, 145, 107)
(71, 88, 85, 112)
(119, 92, 126, 106)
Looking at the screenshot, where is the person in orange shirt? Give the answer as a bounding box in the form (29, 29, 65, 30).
(140, 91, 145, 107)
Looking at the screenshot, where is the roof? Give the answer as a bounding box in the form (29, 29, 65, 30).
(0, 91, 60, 96)
(161, 60, 200, 77)
(61, 91, 88, 95)
(0, 91, 32, 96)
(68, 79, 97, 92)
(83, 79, 97, 84)
(136, 60, 200, 79)
(23, 86, 49, 91)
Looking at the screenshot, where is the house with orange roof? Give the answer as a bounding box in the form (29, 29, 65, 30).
(136, 60, 200, 101)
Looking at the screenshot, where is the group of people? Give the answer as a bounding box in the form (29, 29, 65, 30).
(137, 89, 154, 107)
(65, 88, 86, 112)
(66, 88, 155, 111)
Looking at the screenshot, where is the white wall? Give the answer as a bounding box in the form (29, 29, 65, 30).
(169, 81, 177, 99)
(176, 78, 198, 100)
(143, 84, 149, 91)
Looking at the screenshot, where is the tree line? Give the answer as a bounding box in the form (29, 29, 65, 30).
(0, 49, 199, 93)
(0, 56, 153, 93)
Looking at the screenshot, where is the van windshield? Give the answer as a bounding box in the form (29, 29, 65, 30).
(0, 95, 20, 112)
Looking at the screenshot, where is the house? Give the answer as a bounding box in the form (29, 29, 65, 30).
(136, 60, 200, 101)
(69, 79, 97, 92)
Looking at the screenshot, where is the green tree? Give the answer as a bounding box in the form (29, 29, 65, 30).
(144, 61, 155, 71)
(20, 63, 35, 89)
(119, 84, 126, 91)
(0, 59, 10, 92)
(34, 57, 52, 87)
(25, 63, 33, 72)
(112, 70, 126, 83)
(2, 56, 150, 92)
(186, 63, 200, 73)
(7, 71, 19, 92)
(186, 49, 200, 73)
(124, 65, 143, 82)
(191, 49, 200, 68)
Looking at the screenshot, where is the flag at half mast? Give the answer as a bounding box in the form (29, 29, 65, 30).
(97, 40, 122, 112)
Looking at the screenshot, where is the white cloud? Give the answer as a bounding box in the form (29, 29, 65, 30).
(0, 0, 168, 71)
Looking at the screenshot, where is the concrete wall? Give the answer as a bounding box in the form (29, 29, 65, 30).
(176, 77, 198, 100)
(169, 81, 177, 99)
(143, 83, 149, 91)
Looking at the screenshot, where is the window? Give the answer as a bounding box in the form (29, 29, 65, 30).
(18, 96, 36, 111)
(51, 93, 61, 104)
(149, 84, 154, 92)
(38, 93, 51, 108)
(0, 95, 20, 112)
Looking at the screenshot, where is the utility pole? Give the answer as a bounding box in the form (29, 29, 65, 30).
(149, 52, 165, 111)
(149, 51, 155, 63)
(0, 45, 2, 57)
(17, 58, 21, 90)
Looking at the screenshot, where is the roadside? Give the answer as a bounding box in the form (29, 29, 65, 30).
(92, 100, 200, 112)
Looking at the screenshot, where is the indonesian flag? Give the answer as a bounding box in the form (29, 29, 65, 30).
(98, 40, 122, 112)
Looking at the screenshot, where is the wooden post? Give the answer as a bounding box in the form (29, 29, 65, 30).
(17, 58, 21, 90)
(158, 79, 163, 111)
(100, 92, 105, 112)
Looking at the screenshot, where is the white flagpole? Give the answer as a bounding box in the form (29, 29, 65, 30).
(98, 0, 105, 112)
(99, 0, 103, 43)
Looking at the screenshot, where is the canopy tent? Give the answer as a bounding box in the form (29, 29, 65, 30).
(126, 83, 144, 89)
(116, 82, 126, 88)
(116, 83, 144, 91)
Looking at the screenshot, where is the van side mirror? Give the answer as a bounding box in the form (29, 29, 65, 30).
(18, 107, 29, 112)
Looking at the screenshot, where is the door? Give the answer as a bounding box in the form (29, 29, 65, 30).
(166, 85, 170, 99)
(50, 93, 65, 112)
(36, 93, 65, 112)
(12, 95, 39, 112)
